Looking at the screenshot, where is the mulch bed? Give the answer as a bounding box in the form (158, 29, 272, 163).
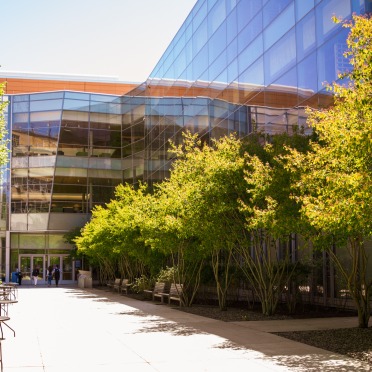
(274, 327, 372, 365)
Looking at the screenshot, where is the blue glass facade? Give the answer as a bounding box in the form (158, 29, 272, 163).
(3, 0, 371, 283)
(149, 0, 367, 90)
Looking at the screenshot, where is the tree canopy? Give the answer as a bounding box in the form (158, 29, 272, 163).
(286, 15, 372, 327)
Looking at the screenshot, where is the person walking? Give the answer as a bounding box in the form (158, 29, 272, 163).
(47, 265, 53, 287)
(54, 265, 61, 287)
(32, 267, 40, 286)
(17, 270, 23, 285)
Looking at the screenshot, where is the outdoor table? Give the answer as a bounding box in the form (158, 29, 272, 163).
(0, 287, 11, 301)
(0, 300, 18, 317)
(0, 316, 15, 340)
(6, 283, 18, 298)
(0, 285, 17, 300)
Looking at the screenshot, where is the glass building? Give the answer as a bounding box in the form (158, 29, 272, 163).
(2, 0, 371, 284)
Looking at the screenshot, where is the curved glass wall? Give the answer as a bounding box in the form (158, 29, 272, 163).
(10, 92, 258, 228)
(146, 0, 368, 130)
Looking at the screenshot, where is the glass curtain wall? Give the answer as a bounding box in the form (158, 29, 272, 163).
(9, 90, 259, 221)
(146, 0, 366, 135)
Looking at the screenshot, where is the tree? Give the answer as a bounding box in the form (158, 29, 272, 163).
(75, 183, 166, 283)
(238, 133, 312, 316)
(167, 132, 247, 310)
(74, 205, 120, 283)
(286, 15, 372, 328)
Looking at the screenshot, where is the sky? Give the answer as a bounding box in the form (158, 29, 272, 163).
(1, 0, 197, 83)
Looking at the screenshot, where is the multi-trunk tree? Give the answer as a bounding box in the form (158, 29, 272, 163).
(286, 15, 372, 328)
(155, 132, 247, 309)
(238, 133, 312, 316)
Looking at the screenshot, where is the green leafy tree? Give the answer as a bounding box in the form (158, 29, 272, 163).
(74, 205, 119, 283)
(75, 183, 166, 283)
(147, 135, 208, 307)
(166, 132, 247, 310)
(239, 133, 311, 316)
(106, 183, 165, 279)
(286, 15, 372, 328)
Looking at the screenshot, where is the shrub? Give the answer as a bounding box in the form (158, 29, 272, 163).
(157, 266, 178, 283)
(131, 275, 152, 293)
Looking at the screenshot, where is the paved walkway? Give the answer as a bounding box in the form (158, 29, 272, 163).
(2, 286, 370, 371)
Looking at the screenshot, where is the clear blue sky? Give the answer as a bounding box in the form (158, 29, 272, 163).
(1, 0, 197, 83)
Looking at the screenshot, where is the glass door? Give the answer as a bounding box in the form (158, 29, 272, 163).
(19, 255, 45, 284)
(19, 256, 31, 282)
(48, 255, 73, 284)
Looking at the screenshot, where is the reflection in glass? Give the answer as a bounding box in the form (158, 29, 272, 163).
(263, 0, 293, 27)
(295, 0, 314, 21)
(296, 11, 316, 62)
(316, 0, 351, 39)
(263, 2, 294, 51)
(265, 30, 296, 85)
(297, 52, 318, 100)
(317, 28, 351, 90)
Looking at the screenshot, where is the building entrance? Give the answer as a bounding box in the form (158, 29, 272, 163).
(48, 255, 73, 281)
(19, 255, 45, 284)
(19, 254, 74, 285)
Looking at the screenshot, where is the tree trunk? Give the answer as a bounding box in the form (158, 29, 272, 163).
(172, 243, 203, 307)
(328, 237, 371, 329)
(357, 304, 370, 328)
(212, 247, 233, 311)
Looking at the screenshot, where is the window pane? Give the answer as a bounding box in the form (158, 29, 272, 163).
(236, 0, 262, 32)
(208, 22, 226, 63)
(265, 30, 296, 84)
(298, 52, 318, 97)
(317, 29, 351, 90)
(295, 0, 314, 21)
(30, 99, 62, 111)
(238, 13, 262, 54)
(316, 0, 351, 39)
(238, 57, 264, 86)
(19, 234, 45, 249)
(263, 0, 293, 27)
(296, 11, 316, 61)
(63, 100, 90, 111)
(238, 35, 263, 76)
(208, 0, 226, 35)
(226, 8, 237, 44)
(13, 102, 30, 113)
(30, 92, 63, 101)
(264, 2, 294, 51)
(193, 21, 208, 56)
(64, 92, 90, 100)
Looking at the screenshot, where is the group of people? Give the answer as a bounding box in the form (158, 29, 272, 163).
(16, 265, 61, 286)
(46, 265, 60, 287)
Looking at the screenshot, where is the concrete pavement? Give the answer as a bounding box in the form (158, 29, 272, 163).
(2, 285, 370, 371)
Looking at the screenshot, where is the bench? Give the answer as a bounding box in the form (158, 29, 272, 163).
(119, 279, 132, 294)
(160, 283, 183, 306)
(107, 278, 121, 291)
(143, 282, 167, 301)
(113, 279, 123, 292)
